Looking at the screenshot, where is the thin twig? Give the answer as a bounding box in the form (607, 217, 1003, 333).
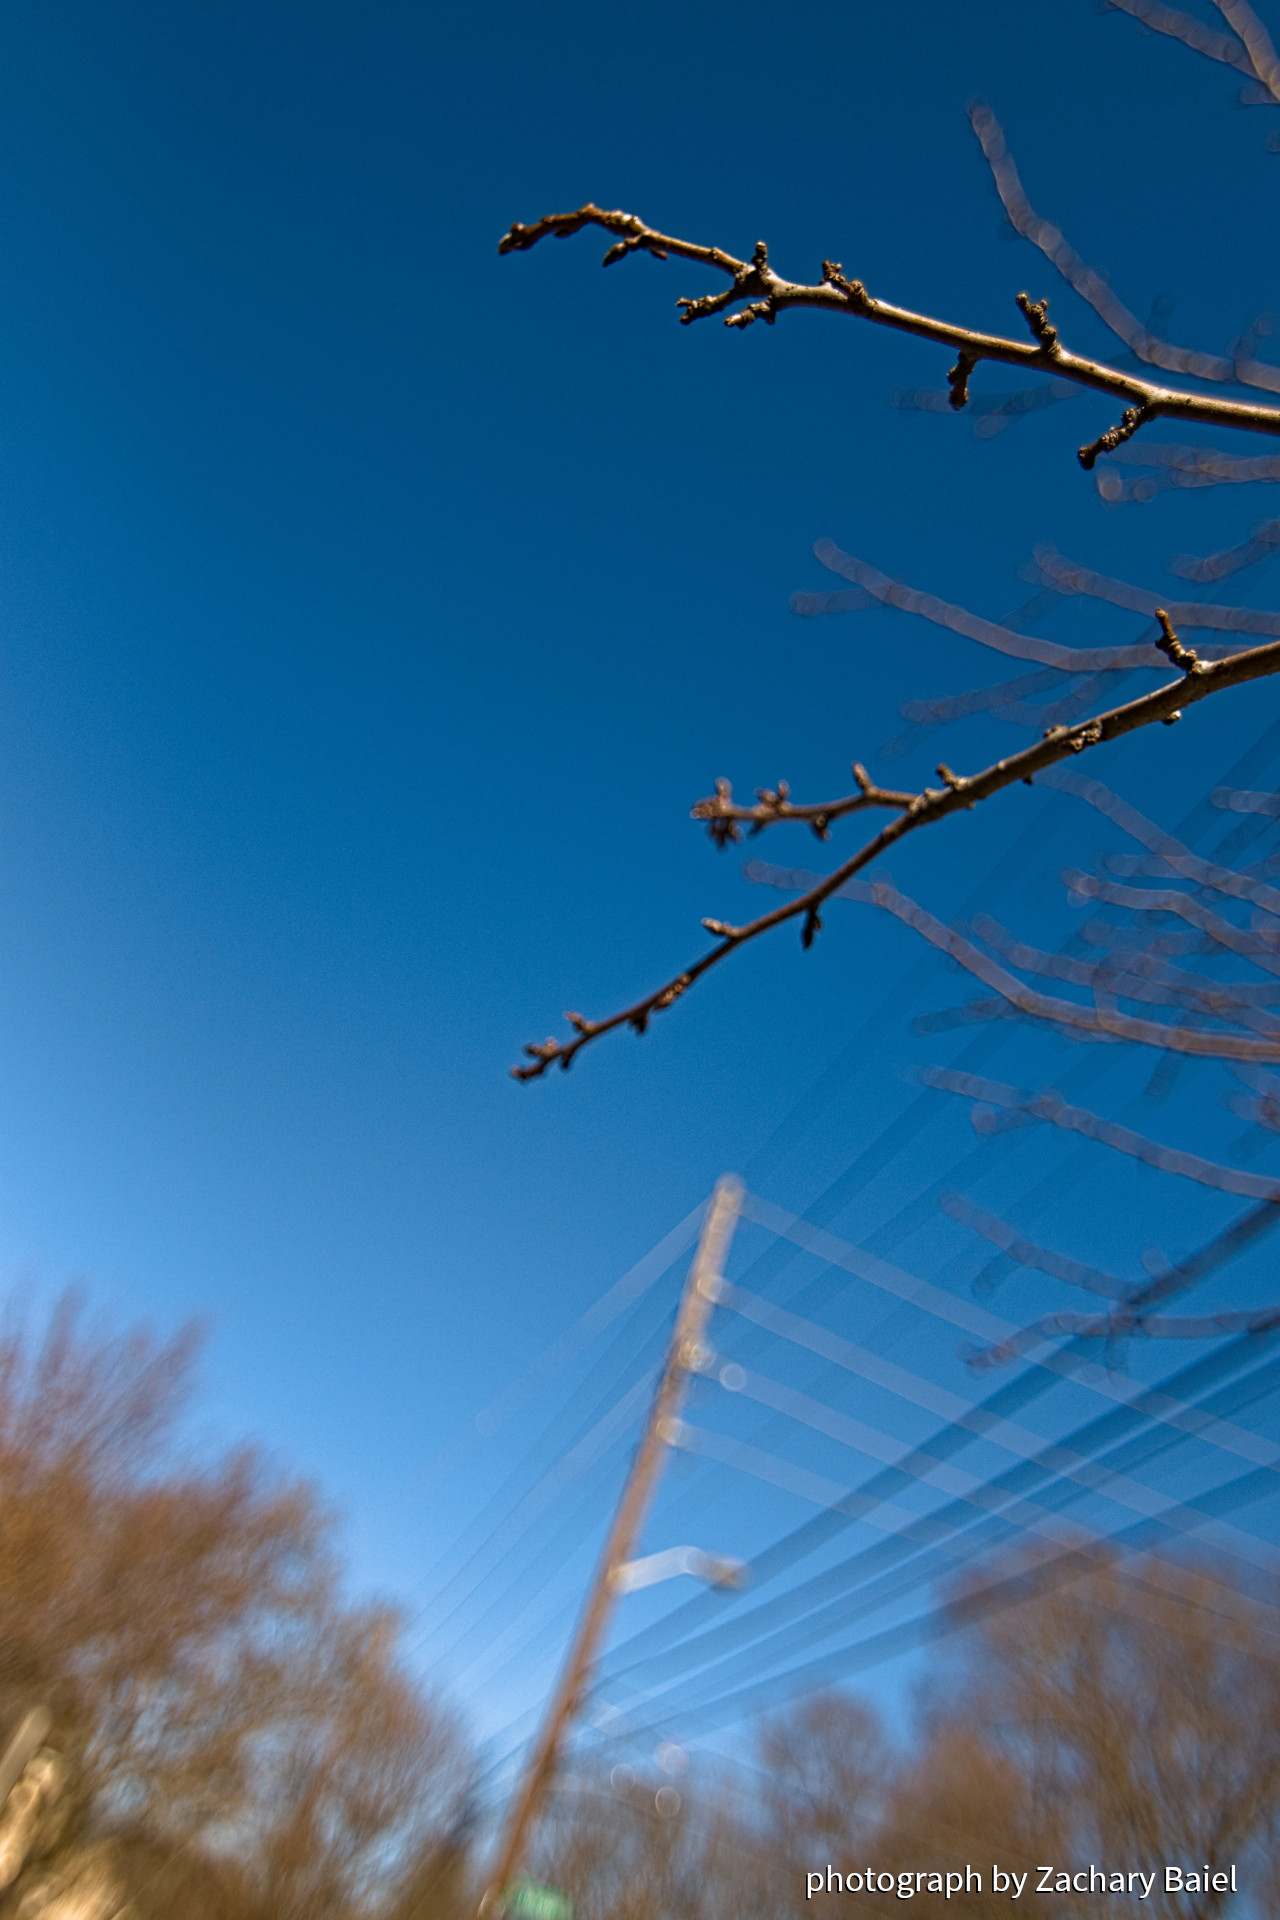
(513, 624, 1280, 1077)
(498, 204, 1280, 454)
(690, 770, 914, 848)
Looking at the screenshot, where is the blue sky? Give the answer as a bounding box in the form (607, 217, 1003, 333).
(2, 0, 1280, 1758)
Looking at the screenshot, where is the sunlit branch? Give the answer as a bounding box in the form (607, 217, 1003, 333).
(497, 205, 1280, 458)
(690, 769, 914, 848)
(513, 625, 1280, 1077)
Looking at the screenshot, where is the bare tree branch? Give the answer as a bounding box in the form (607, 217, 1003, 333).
(973, 1302, 1280, 1370)
(800, 541, 1169, 669)
(1047, 765, 1280, 913)
(1096, 440, 1280, 503)
(513, 625, 1280, 1077)
(919, 1066, 1280, 1200)
(969, 102, 1280, 391)
(745, 861, 1280, 1059)
(1169, 516, 1280, 583)
(940, 1193, 1132, 1301)
(1215, 784, 1280, 816)
(972, 912, 1280, 1026)
(690, 769, 915, 848)
(1032, 543, 1280, 636)
(1105, 0, 1255, 76)
(497, 205, 1280, 457)
(1215, 0, 1280, 102)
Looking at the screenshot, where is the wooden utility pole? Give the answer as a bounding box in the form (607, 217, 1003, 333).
(478, 1176, 743, 1918)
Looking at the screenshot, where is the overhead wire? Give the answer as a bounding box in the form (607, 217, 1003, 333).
(633, 1346, 1280, 1720)
(593, 1250, 1280, 1699)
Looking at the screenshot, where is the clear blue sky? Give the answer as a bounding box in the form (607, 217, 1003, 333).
(2, 0, 1279, 1752)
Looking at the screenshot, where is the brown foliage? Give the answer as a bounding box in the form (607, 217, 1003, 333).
(0, 1293, 474, 1920)
(756, 1694, 885, 1866)
(528, 1765, 778, 1920)
(948, 1553, 1280, 1918)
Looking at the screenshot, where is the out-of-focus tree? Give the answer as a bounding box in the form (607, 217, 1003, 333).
(756, 1693, 886, 1869)
(874, 1723, 1045, 1920)
(946, 1551, 1280, 1919)
(0, 1292, 474, 1919)
(526, 1761, 780, 1920)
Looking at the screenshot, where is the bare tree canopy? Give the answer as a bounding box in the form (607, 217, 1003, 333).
(0, 1294, 474, 1919)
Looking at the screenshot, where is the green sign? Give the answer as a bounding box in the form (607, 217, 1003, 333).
(506, 1881, 574, 1920)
